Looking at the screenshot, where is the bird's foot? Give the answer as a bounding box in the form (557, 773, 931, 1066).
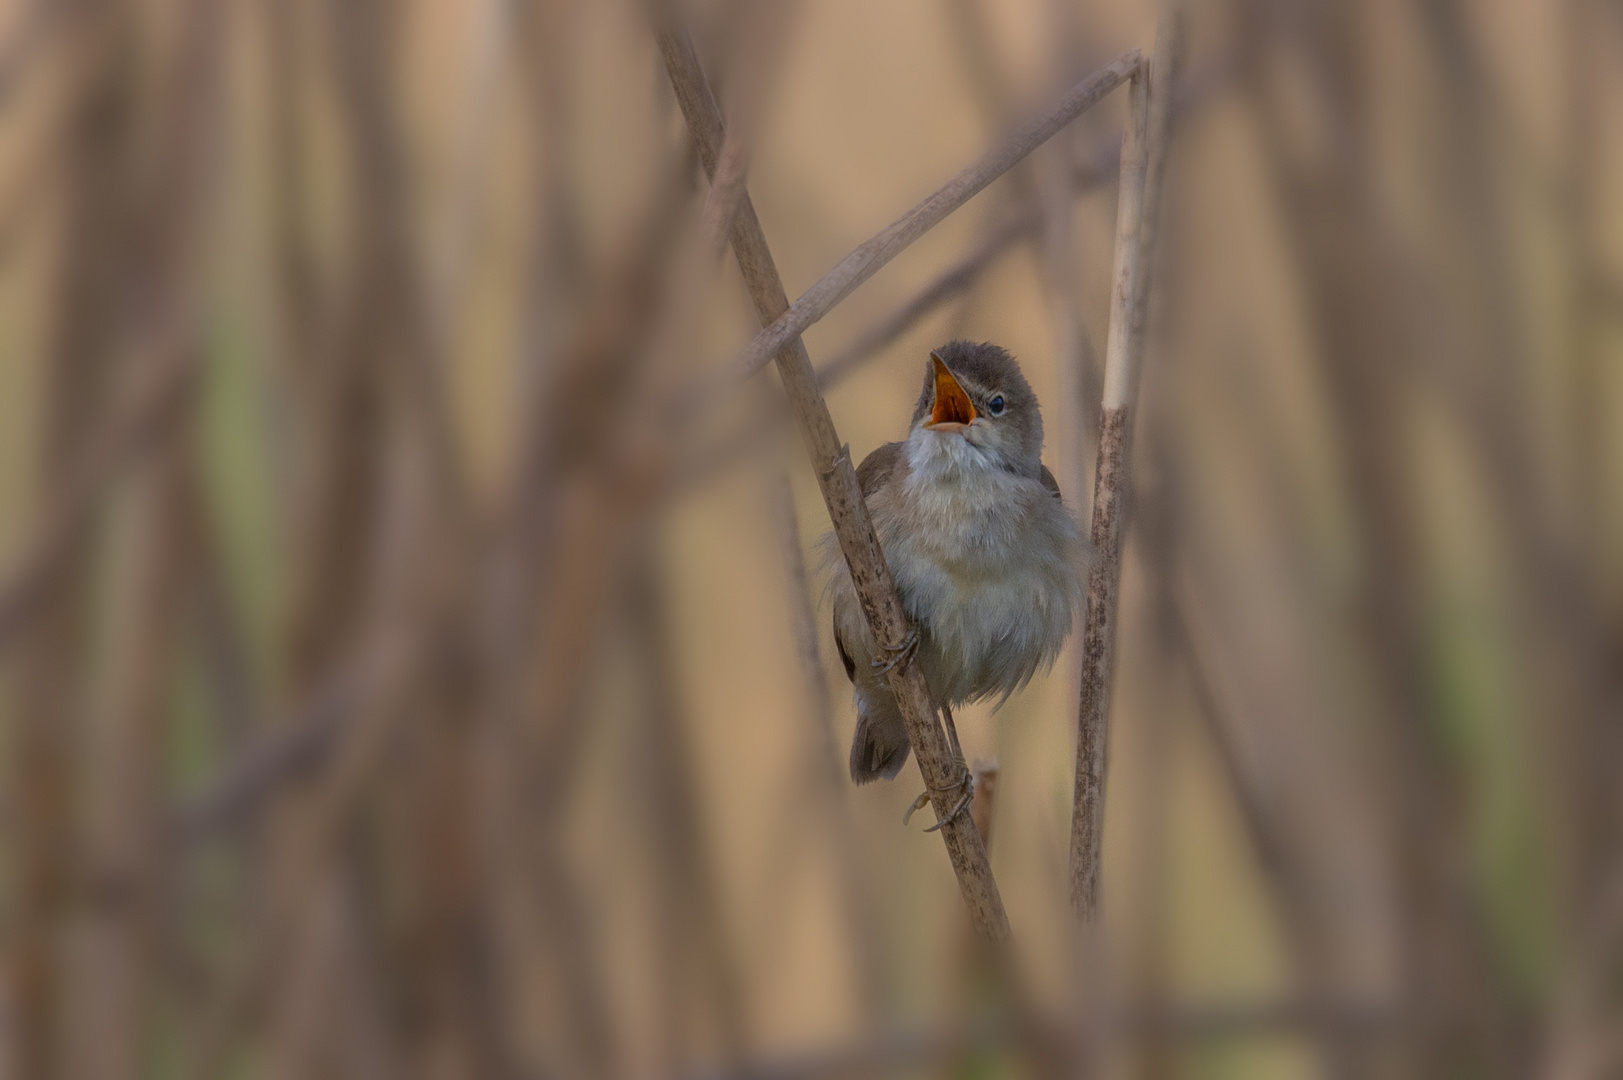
(870, 626, 919, 677)
(923, 772, 974, 833)
(901, 769, 975, 833)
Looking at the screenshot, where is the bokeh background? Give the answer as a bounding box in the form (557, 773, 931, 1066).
(0, 0, 1620, 1077)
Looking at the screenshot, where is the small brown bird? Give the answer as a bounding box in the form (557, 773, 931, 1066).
(825, 340, 1088, 791)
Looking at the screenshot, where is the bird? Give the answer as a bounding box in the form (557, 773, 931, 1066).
(824, 340, 1089, 816)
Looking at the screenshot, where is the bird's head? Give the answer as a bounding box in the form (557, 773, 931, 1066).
(908, 340, 1044, 477)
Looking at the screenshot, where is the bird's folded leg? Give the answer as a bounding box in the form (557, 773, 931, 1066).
(870, 625, 919, 676)
(940, 702, 965, 765)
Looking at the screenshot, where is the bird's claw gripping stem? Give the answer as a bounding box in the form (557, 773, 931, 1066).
(922, 770, 974, 832)
(902, 768, 975, 832)
(870, 626, 919, 676)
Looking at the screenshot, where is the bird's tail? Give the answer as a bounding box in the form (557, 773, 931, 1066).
(849, 696, 911, 783)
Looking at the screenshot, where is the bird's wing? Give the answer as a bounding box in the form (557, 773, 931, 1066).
(856, 441, 907, 498)
(1039, 463, 1063, 501)
(831, 442, 907, 686)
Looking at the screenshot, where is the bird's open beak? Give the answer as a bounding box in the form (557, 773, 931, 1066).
(927, 353, 976, 428)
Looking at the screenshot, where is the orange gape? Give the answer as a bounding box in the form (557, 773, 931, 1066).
(929, 354, 977, 426)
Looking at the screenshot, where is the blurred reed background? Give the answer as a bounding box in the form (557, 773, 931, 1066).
(0, 0, 1619, 1077)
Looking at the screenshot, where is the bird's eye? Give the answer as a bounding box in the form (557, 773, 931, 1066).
(987, 395, 1005, 416)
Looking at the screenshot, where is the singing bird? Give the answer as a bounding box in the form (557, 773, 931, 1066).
(825, 340, 1089, 798)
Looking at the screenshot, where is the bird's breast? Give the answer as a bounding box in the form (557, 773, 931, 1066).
(877, 464, 1082, 704)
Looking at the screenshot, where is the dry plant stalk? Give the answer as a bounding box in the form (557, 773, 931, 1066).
(1068, 6, 1185, 918)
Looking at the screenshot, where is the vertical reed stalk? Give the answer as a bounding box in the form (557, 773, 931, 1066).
(1068, 5, 1184, 918)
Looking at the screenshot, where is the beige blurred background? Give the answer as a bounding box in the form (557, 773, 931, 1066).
(0, 0, 1619, 1077)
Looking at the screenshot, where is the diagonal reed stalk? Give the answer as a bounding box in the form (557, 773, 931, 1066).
(659, 21, 1143, 944)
